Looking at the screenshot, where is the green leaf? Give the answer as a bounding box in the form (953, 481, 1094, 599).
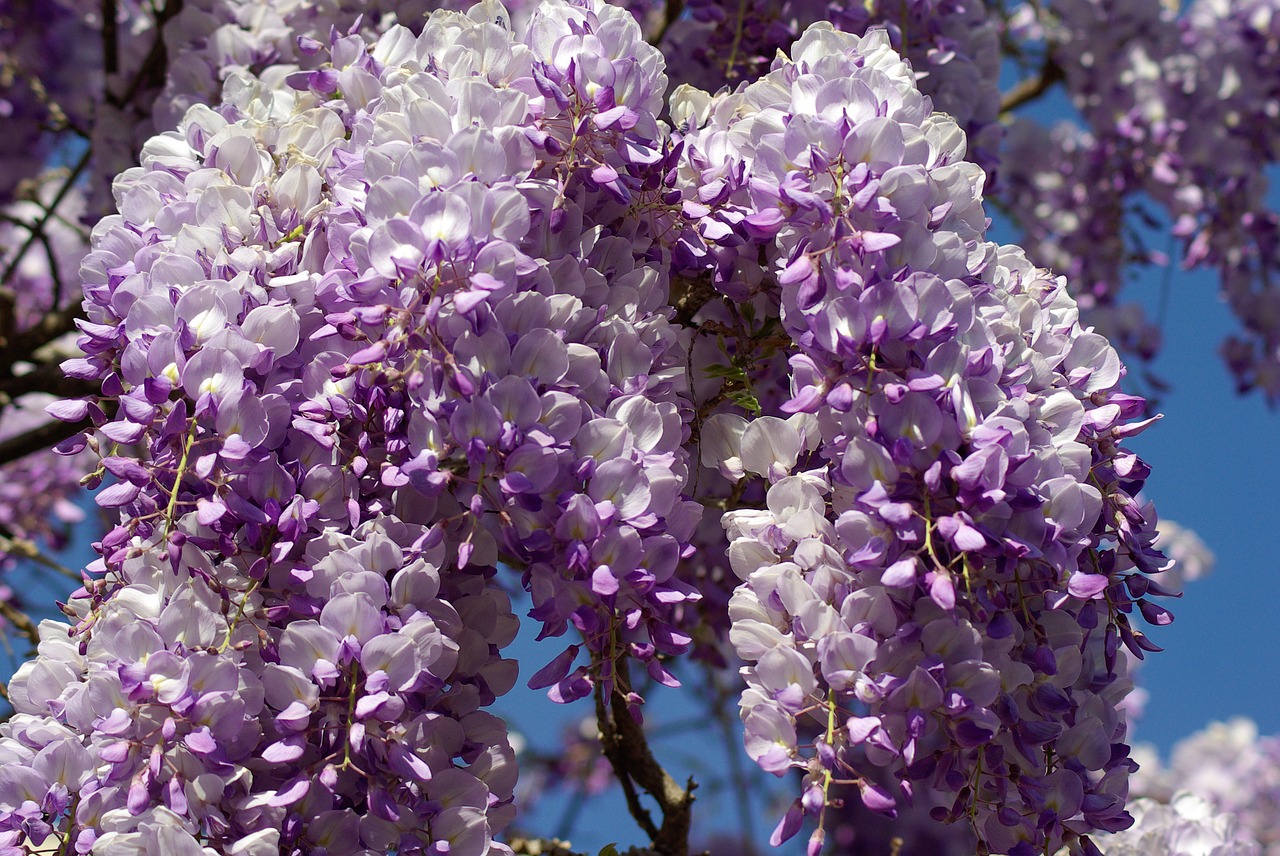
(598, 846, 620, 856)
(704, 363, 746, 380)
(728, 388, 762, 414)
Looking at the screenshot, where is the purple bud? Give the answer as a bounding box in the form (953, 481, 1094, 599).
(770, 802, 804, 846)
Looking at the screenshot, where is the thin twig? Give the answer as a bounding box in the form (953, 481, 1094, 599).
(101, 0, 119, 76)
(0, 599, 40, 646)
(0, 147, 91, 292)
(1000, 58, 1065, 115)
(595, 656, 697, 856)
(0, 530, 83, 582)
(0, 415, 91, 468)
(654, 0, 685, 45)
(0, 361, 98, 400)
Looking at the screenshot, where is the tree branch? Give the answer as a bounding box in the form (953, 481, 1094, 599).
(654, 0, 685, 45)
(0, 362, 98, 400)
(101, 0, 119, 77)
(670, 275, 718, 328)
(0, 305, 85, 367)
(107, 0, 184, 110)
(595, 657, 697, 856)
(1000, 58, 1066, 115)
(0, 147, 92, 295)
(0, 598, 40, 647)
(0, 415, 90, 467)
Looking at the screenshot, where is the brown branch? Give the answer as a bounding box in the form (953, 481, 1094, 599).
(36, 213, 66, 312)
(0, 598, 40, 647)
(0, 415, 91, 467)
(107, 0, 184, 110)
(595, 657, 697, 856)
(101, 0, 119, 77)
(670, 275, 718, 328)
(0, 287, 14, 347)
(0, 304, 85, 364)
(0, 146, 92, 292)
(653, 0, 685, 45)
(0, 363, 99, 400)
(1000, 58, 1066, 115)
(596, 678, 661, 841)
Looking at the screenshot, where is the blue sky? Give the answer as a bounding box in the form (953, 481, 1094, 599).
(1104, 264, 1280, 750)
(987, 49, 1280, 756)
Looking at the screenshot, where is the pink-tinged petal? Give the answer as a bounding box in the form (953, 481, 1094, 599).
(99, 420, 148, 444)
(45, 399, 91, 421)
(740, 416, 802, 481)
(930, 573, 956, 610)
(412, 191, 470, 249)
(501, 445, 560, 494)
(100, 741, 131, 763)
(743, 207, 786, 239)
(591, 565, 620, 596)
(368, 218, 426, 279)
(1067, 572, 1110, 599)
(510, 328, 569, 385)
(96, 481, 142, 508)
(181, 348, 244, 401)
(588, 459, 650, 521)
(858, 780, 897, 816)
(274, 701, 313, 733)
(261, 738, 305, 764)
(645, 659, 680, 688)
(547, 667, 593, 704)
(859, 230, 902, 252)
(267, 777, 310, 807)
(347, 342, 387, 366)
(355, 691, 392, 719)
(196, 498, 227, 525)
(365, 176, 420, 222)
(881, 557, 918, 587)
(127, 776, 150, 814)
(770, 802, 803, 846)
(360, 635, 418, 692)
(278, 621, 341, 675)
(846, 716, 881, 744)
(320, 592, 385, 646)
(0, 767, 49, 811)
(184, 729, 217, 755)
(388, 744, 434, 782)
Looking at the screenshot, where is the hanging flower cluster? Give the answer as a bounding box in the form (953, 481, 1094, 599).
(1007, 0, 1280, 399)
(0, 1, 706, 851)
(0, 3, 1179, 855)
(657, 0, 1002, 176)
(675, 24, 1169, 855)
(1124, 718, 1280, 855)
(1098, 793, 1261, 856)
(150, 0, 447, 131)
